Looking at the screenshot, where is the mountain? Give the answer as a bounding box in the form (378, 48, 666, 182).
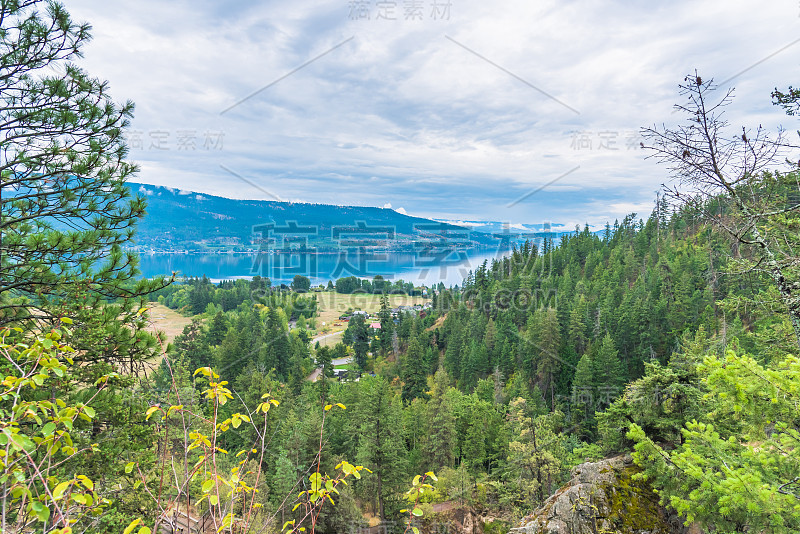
(128, 183, 498, 252)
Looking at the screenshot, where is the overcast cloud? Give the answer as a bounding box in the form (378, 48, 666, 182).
(64, 0, 800, 228)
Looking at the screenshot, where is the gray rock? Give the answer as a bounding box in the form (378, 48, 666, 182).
(513, 455, 686, 534)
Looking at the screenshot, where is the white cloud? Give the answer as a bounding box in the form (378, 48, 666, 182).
(383, 202, 392, 209)
(395, 207, 408, 215)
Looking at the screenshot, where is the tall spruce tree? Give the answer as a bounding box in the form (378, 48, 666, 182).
(401, 337, 428, 403)
(592, 333, 624, 409)
(355, 376, 407, 520)
(378, 293, 394, 354)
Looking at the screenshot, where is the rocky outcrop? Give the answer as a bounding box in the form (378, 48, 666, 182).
(513, 455, 686, 534)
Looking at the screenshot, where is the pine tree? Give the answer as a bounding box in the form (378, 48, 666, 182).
(444, 328, 463, 379)
(571, 354, 595, 438)
(355, 376, 407, 520)
(205, 311, 228, 346)
(592, 333, 623, 409)
(401, 337, 428, 403)
(0, 2, 169, 377)
(568, 294, 589, 355)
(0, 1, 168, 325)
(505, 398, 567, 505)
(266, 306, 291, 379)
(529, 308, 562, 406)
(315, 345, 334, 404)
(378, 293, 394, 355)
(422, 368, 457, 471)
(349, 314, 369, 370)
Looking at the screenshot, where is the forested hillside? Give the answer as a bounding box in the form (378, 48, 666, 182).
(134, 198, 799, 532)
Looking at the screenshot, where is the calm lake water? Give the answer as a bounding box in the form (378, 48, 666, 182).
(138, 248, 510, 286)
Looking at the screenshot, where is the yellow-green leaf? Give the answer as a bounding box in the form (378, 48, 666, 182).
(77, 475, 93, 490)
(53, 481, 71, 500)
(124, 518, 141, 534)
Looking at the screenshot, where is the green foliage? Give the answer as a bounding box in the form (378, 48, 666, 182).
(291, 275, 311, 293)
(629, 348, 800, 532)
(597, 330, 711, 454)
(0, 326, 123, 533)
(501, 398, 569, 511)
(0, 0, 168, 330)
(402, 338, 428, 404)
(345, 314, 370, 370)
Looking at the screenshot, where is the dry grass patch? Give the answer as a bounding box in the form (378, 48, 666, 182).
(146, 303, 194, 343)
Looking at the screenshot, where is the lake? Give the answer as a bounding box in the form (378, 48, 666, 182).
(138, 247, 511, 286)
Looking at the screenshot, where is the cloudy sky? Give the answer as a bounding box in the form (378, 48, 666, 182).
(65, 0, 800, 228)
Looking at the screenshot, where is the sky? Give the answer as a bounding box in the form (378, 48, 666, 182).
(64, 0, 800, 229)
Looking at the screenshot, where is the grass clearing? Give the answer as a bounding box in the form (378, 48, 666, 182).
(146, 303, 194, 343)
(313, 291, 427, 336)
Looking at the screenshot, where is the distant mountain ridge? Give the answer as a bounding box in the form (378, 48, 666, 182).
(128, 182, 497, 252)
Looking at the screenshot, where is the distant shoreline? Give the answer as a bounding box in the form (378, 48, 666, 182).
(126, 244, 501, 255)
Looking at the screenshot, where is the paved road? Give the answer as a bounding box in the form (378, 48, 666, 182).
(308, 368, 322, 382)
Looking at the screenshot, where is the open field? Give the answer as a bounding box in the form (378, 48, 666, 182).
(146, 303, 194, 343)
(313, 330, 344, 348)
(313, 291, 427, 336)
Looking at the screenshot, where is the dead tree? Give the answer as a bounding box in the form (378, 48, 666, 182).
(642, 72, 800, 349)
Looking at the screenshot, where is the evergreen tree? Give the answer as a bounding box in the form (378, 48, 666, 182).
(315, 345, 334, 403)
(504, 398, 567, 506)
(401, 337, 428, 403)
(205, 311, 228, 346)
(266, 306, 291, 379)
(571, 354, 595, 439)
(348, 314, 370, 370)
(422, 368, 457, 471)
(355, 376, 407, 520)
(592, 334, 623, 409)
(0, 1, 168, 331)
(378, 293, 394, 354)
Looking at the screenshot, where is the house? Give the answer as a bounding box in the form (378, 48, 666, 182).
(333, 368, 352, 381)
(370, 322, 381, 330)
